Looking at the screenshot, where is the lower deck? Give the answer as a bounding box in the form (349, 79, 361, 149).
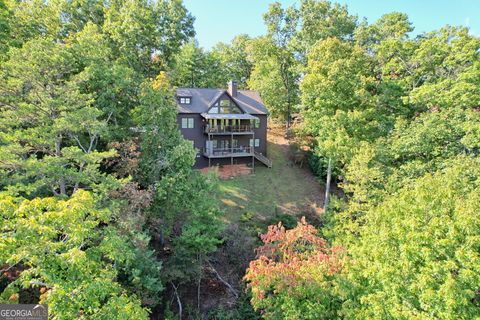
(203, 147, 253, 158)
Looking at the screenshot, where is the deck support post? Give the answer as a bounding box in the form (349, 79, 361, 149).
(231, 132, 233, 165)
(252, 130, 255, 173)
(208, 133, 211, 168)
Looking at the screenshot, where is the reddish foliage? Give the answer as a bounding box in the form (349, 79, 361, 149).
(110, 182, 154, 241)
(244, 218, 344, 300)
(106, 139, 141, 178)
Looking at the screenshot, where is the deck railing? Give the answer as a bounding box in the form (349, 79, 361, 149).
(204, 124, 253, 134)
(203, 146, 253, 157)
(254, 151, 272, 168)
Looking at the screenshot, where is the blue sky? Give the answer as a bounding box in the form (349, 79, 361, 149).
(183, 0, 479, 49)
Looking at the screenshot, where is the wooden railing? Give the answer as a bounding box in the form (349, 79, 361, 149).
(254, 151, 273, 168)
(203, 146, 253, 157)
(204, 125, 253, 133)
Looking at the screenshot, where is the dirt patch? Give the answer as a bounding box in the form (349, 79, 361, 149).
(200, 164, 253, 179)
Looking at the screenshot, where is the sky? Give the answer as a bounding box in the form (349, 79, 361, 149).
(183, 0, 480, 49)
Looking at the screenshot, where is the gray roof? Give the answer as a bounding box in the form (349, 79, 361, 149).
(175, 88, 268, 115)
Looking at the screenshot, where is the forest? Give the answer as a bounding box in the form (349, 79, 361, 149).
(0, 0, 479, 319)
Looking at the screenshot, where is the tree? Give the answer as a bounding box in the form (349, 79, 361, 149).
(300, 37, 379, 173)
(0, 37, 118, 197)
(355, 12, 413, 48)
(340, 157, 480, 319)
(0, 1, 218, 317)
(248, 2, 299, 126)
(408, 26, 480, 110)
(170, 39, 224, 88)
(5, 0, 194, 75)
(0, 190, 150, 319)
(245, 218, 344, 319)
(293, 0, 357, 57)
(355, 13, 418, 119)
(211, 34, 253, 89)
(0, 0, 14, 60)
(100, 0, 195, 75)
(133, 75, 223, 313)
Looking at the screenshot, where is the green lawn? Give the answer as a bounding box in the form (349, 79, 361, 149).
(217, 133, 325, 234)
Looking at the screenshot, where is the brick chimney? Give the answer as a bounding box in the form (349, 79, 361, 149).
(227, 80, 237, 97)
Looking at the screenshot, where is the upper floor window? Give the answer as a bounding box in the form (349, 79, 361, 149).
(208, 98, 241, 114)
(251, 119, 260, 128)
(179, 97, 191, 104)
(181, 117, 194, 129)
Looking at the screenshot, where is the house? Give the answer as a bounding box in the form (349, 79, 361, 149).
(176, 81, 271, 169)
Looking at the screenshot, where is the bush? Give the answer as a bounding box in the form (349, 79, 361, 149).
(266, 212, 298, 230)
(307, 151, 341, 181)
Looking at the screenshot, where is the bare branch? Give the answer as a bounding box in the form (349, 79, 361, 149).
(170, 281, 182, 320)
(72, 135, 88, 153)
(29, 281, 52, 289)
(206, 261, 238, 298)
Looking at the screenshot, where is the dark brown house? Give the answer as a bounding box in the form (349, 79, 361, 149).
(176, 81, 271, 169)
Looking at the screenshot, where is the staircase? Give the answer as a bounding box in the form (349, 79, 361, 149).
(254, 151, 272, 168)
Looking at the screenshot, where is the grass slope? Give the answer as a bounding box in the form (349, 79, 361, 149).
(218, 130, 325, 233)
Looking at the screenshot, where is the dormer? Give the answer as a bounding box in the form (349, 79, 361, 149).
(176, 88, 192, 105)
(178, 96, 191, 104)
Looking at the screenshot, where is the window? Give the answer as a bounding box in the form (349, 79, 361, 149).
(212, 140, 217, 148)
(251, 119, 260, 128)
(250, 139, 260, 147)
(181, 117, 194, 129)
(219, 99, 230, 107)
(220, 105, 230, 113)
(232, 139, 238, 148)
(219, 140, 230, 150)
(209, 98, 242, 114)
(209, 107, 219, 113)
(179, 97, 191, 104)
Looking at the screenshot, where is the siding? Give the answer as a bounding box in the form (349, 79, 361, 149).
(177, 113, 207, 167)
(176, 113, 268, 169)
(254, 114, 268, 156)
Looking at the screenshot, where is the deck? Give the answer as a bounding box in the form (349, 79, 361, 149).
(203, 147, 253, 158)
(204, 125, 254, 135)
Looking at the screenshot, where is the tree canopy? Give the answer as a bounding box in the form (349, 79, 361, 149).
(243, 1, 480, 319)
(0, 0, 222, 318)
(1, 0, 480, 318)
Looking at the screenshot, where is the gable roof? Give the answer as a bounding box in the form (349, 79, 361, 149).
(175, 88, 268, 115)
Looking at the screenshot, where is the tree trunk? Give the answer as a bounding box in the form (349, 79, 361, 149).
(324, 158, 332, 213)
(159, 228, 165, 248)
(287, 104, 291, 128)
(197, 274, 201, 312)
(197, 254, 202, 311)
(171, 282, 182, 320)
